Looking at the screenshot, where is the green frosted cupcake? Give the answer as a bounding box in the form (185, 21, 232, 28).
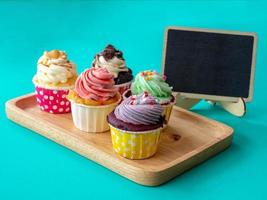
(131, 70, 173, 104)
(131, 70, 175, 126)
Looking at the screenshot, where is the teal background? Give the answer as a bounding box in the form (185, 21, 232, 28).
(1, 0, 267, 199)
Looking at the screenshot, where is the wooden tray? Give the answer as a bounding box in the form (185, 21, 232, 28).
(5, 94, 233, 186)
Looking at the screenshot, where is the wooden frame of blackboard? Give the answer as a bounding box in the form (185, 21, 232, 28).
(162, 26, 257, 102)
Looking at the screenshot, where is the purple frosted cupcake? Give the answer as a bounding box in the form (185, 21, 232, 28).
(107, 92, 164, 159)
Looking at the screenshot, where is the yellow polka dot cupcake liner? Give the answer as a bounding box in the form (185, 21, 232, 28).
(162, 102, 174, 126)
(109, 125, 162, 159)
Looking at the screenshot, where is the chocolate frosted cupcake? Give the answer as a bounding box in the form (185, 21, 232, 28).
(92, 44, 133, 94)
(107, 92, 163, 159)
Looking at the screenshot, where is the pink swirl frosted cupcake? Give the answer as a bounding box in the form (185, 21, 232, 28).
(67, 67, 121, 133)
(107, 92, 164, 159)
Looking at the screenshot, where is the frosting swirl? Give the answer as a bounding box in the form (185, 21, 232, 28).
(34, 50, 77, 85)
(114, 92, 163, 125)
(75, 67, 118, 102)
(131, 70, 173, 104)
(93, 45, 129, 78)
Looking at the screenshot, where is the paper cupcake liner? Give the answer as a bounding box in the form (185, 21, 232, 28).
(35, 86, 71, 114)
(70, 99, 120, 133)
(122, 89, 131, 100)
(162, 101, 175, 126)
(115, 81, 132, 95)
(109, 125, 162, 159)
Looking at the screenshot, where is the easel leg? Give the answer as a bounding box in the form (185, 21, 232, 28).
(219, 98, 246, 117)
(174, 94, 246, 117)
(175, 94, 201, 110)
(206, 100, 216, 106)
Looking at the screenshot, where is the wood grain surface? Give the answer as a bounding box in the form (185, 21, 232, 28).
(5, 93, 233, 186)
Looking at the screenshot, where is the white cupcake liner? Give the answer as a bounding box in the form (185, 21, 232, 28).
(114, 81, 132, 95)
(122, 89, 131, 100)
(70, 98, 121, 133)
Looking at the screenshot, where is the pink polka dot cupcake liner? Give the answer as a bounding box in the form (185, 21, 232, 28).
(35, 86, 71, 114)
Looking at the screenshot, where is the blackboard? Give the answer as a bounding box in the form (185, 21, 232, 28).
(163, 27, 257, 102)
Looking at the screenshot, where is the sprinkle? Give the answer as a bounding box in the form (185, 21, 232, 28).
(140, 72, 145, 76)
(143, 71, 149, 76)
(144, 91, 148, 97)
(162, 74, 167, 81)
(145, 76, 151, 81)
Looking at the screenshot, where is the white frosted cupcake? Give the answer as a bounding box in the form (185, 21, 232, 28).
(32, 50, 77, 114)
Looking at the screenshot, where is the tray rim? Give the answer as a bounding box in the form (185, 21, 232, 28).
(5, 93, 234, 186)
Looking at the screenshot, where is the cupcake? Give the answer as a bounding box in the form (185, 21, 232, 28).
(32, 50, 77, 114)
(130, 70, 175, 125)
(107, 92, 164, 159)
(92, 44, 133, 94)
(67, 67, 121, 133)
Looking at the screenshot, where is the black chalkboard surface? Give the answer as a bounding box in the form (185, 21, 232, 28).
(163, 27, 257, 102)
